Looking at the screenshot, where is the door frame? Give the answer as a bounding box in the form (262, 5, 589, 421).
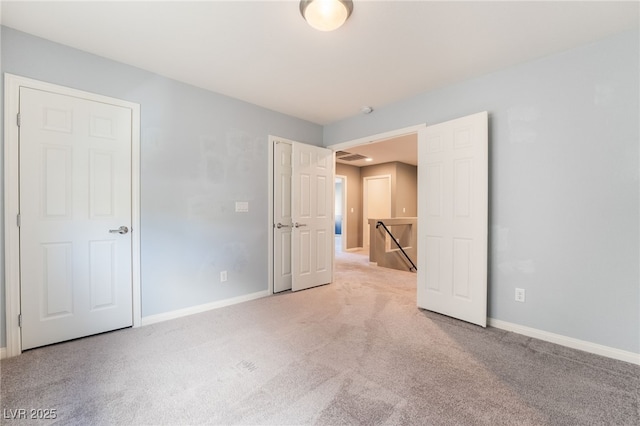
(335, 175, 347, 252)
(327, 125, 425, 269)
(3, 74, 142, 357)
(329, 124, 426, 251)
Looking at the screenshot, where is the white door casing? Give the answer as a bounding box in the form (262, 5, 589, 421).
(3, 74, 141, 357)
(335, 175, 347, 252)
(363, 175, 391, 248)
(417, 111, 488, 327)
(291, 142, 334, 291)
(273, 141, 293, 293)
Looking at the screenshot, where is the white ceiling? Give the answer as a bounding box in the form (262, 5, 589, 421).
(1, 1, 638, 126)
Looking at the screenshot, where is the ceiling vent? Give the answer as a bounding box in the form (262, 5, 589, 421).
(335, 151, 351, 158)
(339, 153, 368, 162)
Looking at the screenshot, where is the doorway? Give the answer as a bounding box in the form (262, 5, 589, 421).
(328, 113, 488, 328)
(335, 175, 347, 253)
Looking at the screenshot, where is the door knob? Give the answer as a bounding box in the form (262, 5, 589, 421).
(294, 222, 307, 228)
(276, 223, 290, 229)
(109, 226, 129, 235)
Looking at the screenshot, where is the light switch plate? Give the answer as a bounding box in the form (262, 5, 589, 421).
(235, 201, 249, 212)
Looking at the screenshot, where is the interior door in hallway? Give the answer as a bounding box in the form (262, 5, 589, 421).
(363, 175, 391, 248)
(291, 142, 334, 291)
(19, 87, 134, 350)
(417, 111, 488, 327)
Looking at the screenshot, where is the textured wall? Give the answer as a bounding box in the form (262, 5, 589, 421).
(324, 30, 640, 354)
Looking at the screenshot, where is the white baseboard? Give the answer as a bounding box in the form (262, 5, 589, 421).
(344, 247, 363, 253)
(488, 318, 640, 366)
(141, 290, 270, 327)
(0, 347, 6, 360)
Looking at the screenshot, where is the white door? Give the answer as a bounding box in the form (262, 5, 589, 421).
(19, 87, 134, 350)
(273, 141, 293, 293)
(291, 143, 334, 291)
(417, 111, 488, 327)
(363, 175, 391, 248)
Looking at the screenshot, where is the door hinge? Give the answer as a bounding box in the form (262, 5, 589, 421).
(16, 113, 21, 127)
(18, 314, 22, 328)
(17, 214, 21, 227)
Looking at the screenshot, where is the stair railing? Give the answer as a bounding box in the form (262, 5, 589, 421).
(375, 221, 418, 272)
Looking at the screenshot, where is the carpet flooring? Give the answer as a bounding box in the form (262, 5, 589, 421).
(1, 250, 638, 425)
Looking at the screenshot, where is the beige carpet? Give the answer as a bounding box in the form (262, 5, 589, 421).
(1, 250, 638, 425)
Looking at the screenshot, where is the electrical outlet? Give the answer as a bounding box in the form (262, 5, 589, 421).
(515, 288, 525, 302)
(220, 271, 227, 282)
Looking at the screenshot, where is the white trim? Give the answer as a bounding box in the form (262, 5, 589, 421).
(327, 124, 426, 152)
(0, 347, 7, 360)
(344, 247, 363, 253)
(331, 150, 336, 284)
(328, 123, 426, 257)
(3, 73, 142, 357)
(267, 136, 274, 295)
(488, 318, 640, 366)
(141, 290, 270, 326)
(4, 74, 22, 358)
(130, 104, 142, 328)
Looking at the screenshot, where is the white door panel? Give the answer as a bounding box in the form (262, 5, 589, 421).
(20, 87, 133, 350)
(274, 141, 293, 293)
(417, 111, 488, 327)
(292, 143, 334, 291)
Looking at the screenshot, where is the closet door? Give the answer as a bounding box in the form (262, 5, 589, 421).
(291, 142, 334, 291)
(417, 112, 488, 327)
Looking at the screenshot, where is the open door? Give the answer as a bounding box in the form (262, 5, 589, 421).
(417, 112, 488, 327)
(273, 141, 293, 293)
(291, 142, 334, 291)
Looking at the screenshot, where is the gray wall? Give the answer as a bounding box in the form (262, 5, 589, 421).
(337, 161, 416, 249)
(361, 161, 417, 219)
(325, 30, 640, 354)
(395, 162, 417, 218)
(0, 27, 323, 347)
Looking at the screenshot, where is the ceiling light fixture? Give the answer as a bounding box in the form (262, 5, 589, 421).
(300, 0, 353, 32)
